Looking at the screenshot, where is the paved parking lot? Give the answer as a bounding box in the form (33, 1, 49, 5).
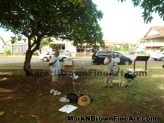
(0, 54, 163, 65)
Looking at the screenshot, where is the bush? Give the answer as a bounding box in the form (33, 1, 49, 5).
(4, 49, 12, 55)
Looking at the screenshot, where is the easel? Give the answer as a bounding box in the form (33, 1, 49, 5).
(63, 59, 77, 94)
(123, 56, 150, 87)
(133, 56, 150, 71)
(113, 58, 122, 87)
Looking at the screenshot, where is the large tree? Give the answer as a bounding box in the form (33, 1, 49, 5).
(0, 0, 104, 75)
(1, 0, 164, 75)
(119, 0, 164, 23)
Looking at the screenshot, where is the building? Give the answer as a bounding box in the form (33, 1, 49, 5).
(48, 39, 94, 56)
(41, 38, 77, 56)
(0, 35, 28, 55)
(103, 40, 136, 50)
(11, 40, 28, 54)
(140, 26, 164, 54)
(1, 36, 112, 56)
(0, 35, 6, 53)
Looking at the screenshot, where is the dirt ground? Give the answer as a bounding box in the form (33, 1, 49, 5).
(0, 71, 83, 123)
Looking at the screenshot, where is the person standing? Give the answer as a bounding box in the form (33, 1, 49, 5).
(49, 50, 61, 95)
(104, 54, 116, 88)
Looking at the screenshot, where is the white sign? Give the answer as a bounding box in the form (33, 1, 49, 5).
(59, 104, 78, 114)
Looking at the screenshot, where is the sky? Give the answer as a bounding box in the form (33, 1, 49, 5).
(92, 0, 164, 43)
(0, 0, 164, 43)
(0, 29, 14, 41)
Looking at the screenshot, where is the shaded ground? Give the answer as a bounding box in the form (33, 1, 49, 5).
(0, 72, 81, 123)
(0, 68, 164, 123)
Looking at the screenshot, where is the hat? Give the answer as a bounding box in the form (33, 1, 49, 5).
(66, 93, 78, 103)
(78, 95, 91, 106)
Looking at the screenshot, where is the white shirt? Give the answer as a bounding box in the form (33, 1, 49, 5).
(104, 57, 115, 73)
(49, 55, 61, 75)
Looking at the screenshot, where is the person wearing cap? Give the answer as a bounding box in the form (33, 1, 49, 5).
(104, 54, 116, 88)
(49, 50, 61, 95)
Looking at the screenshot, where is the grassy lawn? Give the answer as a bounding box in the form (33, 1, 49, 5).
(0, 61, 164, 123)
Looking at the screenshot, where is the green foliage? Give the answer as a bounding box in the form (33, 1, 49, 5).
(49, 44, 60, 50)
(0, 0, 104, 73)
(10, 36, 17, 44)
(40, 38, 53, 48)
(110, 46, 118, 51)
(119, 0, 164, 23)
(129, 44, 137, 50)
(110, 44, 128, 51)
(120, 44, 129, 51)
(0, 0, 104, 47)
(4, 49, 12, 55)
(10, 36, 22, 44)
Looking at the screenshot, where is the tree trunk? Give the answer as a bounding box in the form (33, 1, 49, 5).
(23, 35, 42, 76)
(24, 49, 33, 76)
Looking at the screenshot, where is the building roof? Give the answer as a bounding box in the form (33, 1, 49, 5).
(0, 35, 6, 45)
(143, 26, 164, 40)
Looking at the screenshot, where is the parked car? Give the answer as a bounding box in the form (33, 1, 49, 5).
(151, 51, 164, 61)
(128, 50, 136, 55)
(92, 50, 132, 65)
(38, 51, 69, 62)
(59, 50, 71, 55)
